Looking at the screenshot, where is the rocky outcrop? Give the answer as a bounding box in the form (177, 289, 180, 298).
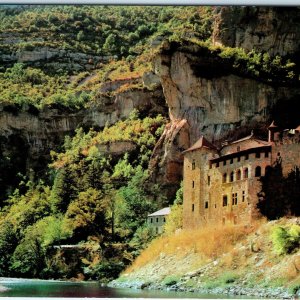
(212, 7, 300, 57)
(149, 40, 300, 190)
(97, 141, 137, 156)
(0, 84, 166, 195)
(149, 119, 189, 198)
(0, 39, 115, 71)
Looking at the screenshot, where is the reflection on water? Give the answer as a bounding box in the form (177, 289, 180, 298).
(0, 278, 253, 298)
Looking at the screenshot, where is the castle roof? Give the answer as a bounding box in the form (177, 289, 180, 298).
(182, 136, 217, 154)
(227, 134, 270, 147)
(268, 121, 278, 129)
(148, 207, 171, 217)
(210, 134, 271, 162)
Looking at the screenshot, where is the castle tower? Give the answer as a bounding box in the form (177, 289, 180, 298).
(182, 136, 218, 229)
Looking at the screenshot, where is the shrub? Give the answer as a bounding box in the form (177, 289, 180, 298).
(220, 272, 239, 284)
(271, 225, 300, 255)
(289, 282, 300, 295)
(162, 275, 180, 286)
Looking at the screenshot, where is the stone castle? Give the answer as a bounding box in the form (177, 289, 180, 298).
(182, 122, 300, 229)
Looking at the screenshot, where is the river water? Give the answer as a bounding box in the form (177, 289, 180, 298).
(0, 278, 256, 298)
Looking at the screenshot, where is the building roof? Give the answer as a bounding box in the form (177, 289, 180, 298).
(182, 136, 217, 154)
(148, 207, 171, 217)
(211, 133, 271, 162)
(268, 121, 278, 129)
(226, 134, 271, 147)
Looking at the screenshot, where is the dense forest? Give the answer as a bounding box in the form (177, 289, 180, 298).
(0, 5, 208, 280)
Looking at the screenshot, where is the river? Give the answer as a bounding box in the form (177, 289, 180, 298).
(0, 278, 254, 298)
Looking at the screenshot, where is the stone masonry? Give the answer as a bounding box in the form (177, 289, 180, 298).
(183, 123, 300, 229)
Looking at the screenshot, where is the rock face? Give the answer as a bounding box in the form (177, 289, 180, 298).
(0, 85, 166, 197)
(0, 36, 115, 71)
(147, 7, 300, 194)
(212, 7, 300, 57)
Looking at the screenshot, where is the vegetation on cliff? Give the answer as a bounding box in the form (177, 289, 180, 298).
(0, 6, 212, 59)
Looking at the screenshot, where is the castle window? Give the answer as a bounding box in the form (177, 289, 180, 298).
(242, 191, 245, 202)
(232, 193, 238, 205)
(192, 181, 195, 188)
(265, 152, 269, 158)
(236, 169, 241, 180)
(150, 218, 153, 223)
(156, 218, 159, 223)
(163, 217, 166, 222)
(223, 195, 228, 206)
(205, 201, 208, 209)
(222, 173, 227, 183)
(192, 204, 194, 212)
(255, 166, 261, 177)
(256, 152, 260, 158)
(230, 158, 233, 164)
(208, 176, 210, 186)
(230, 171, 234, 182)
(245, 154, 249, 160)
(192, 160, 195, 170)
(244, 168, 249, 179)
(223, 160, 226, 166)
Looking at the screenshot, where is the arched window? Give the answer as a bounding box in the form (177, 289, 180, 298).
(244, 167, 249, 179)
(222, 173, 227, 183)
(236, 169, 241, 180)
(255, 166, 261, 177)
(230, 171, 234, 182)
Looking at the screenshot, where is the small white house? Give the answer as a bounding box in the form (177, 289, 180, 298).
(147, 207, 171, 234)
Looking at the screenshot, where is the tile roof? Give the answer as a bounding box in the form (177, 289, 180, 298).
(148, 207, 171, 217)
(182, 136, 217, 154)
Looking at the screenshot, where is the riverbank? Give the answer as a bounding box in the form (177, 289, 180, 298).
(109, 279, 293, 299)
(109, 218, 300, 299)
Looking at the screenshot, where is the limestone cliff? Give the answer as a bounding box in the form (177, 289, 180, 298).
(0, 83, 166, 199)
(0, 33, 113, 72)
(212, 7, 300, 57)
(149, 7, 300, 193)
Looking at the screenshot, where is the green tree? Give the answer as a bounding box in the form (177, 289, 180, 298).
(117, 166, 154, 235)
(103, 33, 119, 54)
(0, 221, 17, 276)
(63, 188, 107, 241)
(50, 166, 78, 213)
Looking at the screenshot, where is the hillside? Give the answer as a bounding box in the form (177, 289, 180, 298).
(110, 218, 300, 298)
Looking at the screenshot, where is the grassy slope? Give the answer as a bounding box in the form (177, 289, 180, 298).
(112, 218, 300, 297)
